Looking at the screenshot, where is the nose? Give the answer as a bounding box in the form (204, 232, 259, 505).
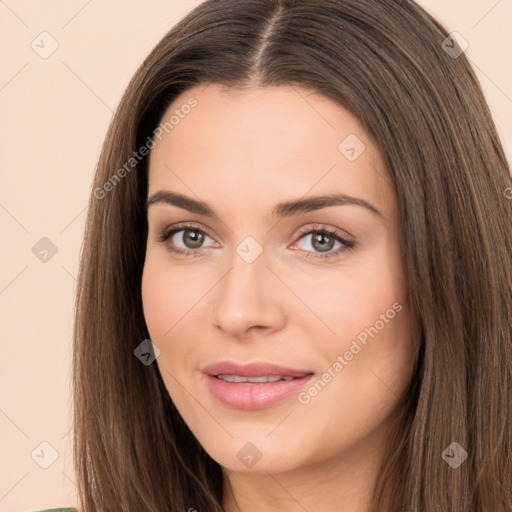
(209, 247, 287, 340)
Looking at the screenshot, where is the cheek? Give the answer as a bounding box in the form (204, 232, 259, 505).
(309, 241, 412, 397)
(300, 250, 408, 357)
(336, 274, 405, 340)
(141, 254, 207, 341)
(141, 253, 224, 392)
(296, 272, 412, 460)
(141, 267, 174, 340)
(141, 260, 200, 399)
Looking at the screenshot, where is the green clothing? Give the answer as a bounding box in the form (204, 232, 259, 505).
(33, 509, 77, 512)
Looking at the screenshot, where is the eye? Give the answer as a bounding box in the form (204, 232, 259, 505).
(157, 223, 217, 257)
(156, 222, 354, 260)
(291, 225, 354, 260)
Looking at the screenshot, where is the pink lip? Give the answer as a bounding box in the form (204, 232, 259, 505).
(202, 361, 315, 410)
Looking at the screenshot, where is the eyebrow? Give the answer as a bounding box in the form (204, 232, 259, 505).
(146, 190, 384, 220)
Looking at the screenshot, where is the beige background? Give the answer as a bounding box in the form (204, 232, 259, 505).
(0, 1, 511, 510)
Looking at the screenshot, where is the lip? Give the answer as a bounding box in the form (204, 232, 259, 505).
(202, 361, 314, 378)
(202, 361, 315, 410)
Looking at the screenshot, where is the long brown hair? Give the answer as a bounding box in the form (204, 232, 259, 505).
(73, 1, 512, 510)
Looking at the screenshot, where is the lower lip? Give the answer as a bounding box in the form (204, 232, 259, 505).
(204, 374, 315, 410)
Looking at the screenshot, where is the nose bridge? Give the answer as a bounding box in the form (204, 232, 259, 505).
(209, 239, 285, 337)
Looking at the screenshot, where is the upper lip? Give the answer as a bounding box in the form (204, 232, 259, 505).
(202, 361, 314, 378)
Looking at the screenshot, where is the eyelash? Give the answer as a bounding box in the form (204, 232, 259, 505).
(156, 222, 355, 260)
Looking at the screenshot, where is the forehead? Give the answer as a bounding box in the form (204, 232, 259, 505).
(147, 83, 393, 219)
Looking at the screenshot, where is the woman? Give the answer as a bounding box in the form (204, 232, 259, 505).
(47, 0, 512, 510)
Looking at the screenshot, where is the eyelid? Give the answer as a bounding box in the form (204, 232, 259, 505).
(293, 224, 353, 244)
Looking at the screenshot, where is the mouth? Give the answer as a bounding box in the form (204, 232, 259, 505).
(215, 374, 301, 383)
(201, 361, 315, 409)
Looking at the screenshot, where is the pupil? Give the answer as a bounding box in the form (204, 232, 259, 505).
(184, 230, 204, 248)
(313, 232, 334, 253)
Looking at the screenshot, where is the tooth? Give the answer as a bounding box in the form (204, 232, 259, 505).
(217, 374, 247, 383)
(246, 376, 282, 383)
(217, 375, 288, 383)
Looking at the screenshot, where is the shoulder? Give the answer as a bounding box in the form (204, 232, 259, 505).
(30, 508, 77, 512)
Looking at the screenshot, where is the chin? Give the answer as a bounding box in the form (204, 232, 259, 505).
(198, 434, 307, 475)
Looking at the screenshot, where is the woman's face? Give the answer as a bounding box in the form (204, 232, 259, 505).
(142, 83, 415, 475)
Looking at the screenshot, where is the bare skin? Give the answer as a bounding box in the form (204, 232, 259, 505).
(142, 83, 416, 512)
